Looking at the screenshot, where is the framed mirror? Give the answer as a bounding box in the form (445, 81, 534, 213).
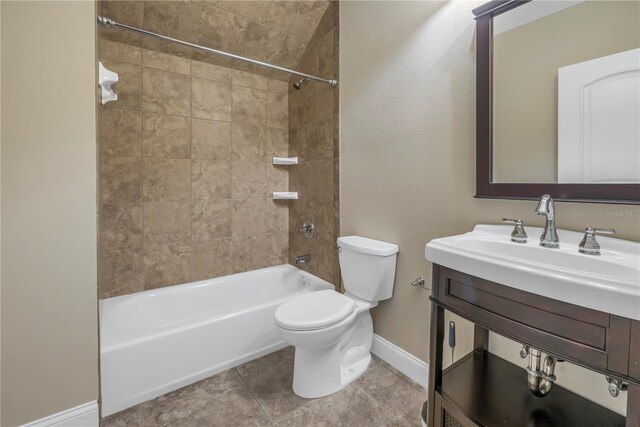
(473, 0, 640, 204)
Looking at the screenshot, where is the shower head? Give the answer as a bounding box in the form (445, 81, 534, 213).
(292, 77, 311, 90)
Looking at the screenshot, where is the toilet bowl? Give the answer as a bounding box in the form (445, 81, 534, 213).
(275, 236, 398, 398)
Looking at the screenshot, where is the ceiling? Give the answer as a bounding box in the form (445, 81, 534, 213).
(99, 1, 330, 79)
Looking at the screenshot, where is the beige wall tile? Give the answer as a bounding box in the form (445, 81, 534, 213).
(100, 248, 144, 298)
(232, 86, 267, 126)
(237, 21, 287, 62)
(191, 60, 232, 83)
(246, 0, 299, 30)
(101, 156, 142, 203)
(231, 161, 267, 199)
(307, 160, 333, 202)
(271, 34, 308, 70)
(142, 49, 190, 75)
(233, 70, 268, 91)
(317, 31, 334, 77)
(191, 240, 233, 281)
(142, 68, 191, 116)
(143, 201, 191, 245)
(297, 199, 333, 243)
(101, 109, 142, 157)
(198, 3, 248, 53)
(288, 2, 340, 287)
(316, 119, 334, 160)
(231, 236, 268, 273)
(232, 198, 267, 237)
(143, 1, 204, 57)
(264, 200, 289, 234)
(143, 158, 190, 201)
(191, 160, 232, 199)
(102, 59, 142, 111)
(191, 119, 232, 160)
(101, 203, 143, 250)
(266, 165, 288, 193)
(267, 92, 288, 129)
(298, 42, 318, 75)
(142, 36, 193, 60)
(142, 113, 191, 159)
(289, 1, 329, 39)
(266, 232, 289, 265)
(101, 39, 141, 65)
(143, 244, 191, 288)
(192, 77, 232, 121)
(98, 9, 329, 294)
(297, 124, 318, 161)
(99, 1, 144, 45)
(232, 123, 266, 160)
(232, 198, 287, 238)
(295, 89, 316, 126)
(266, 128, 288, 158)
(316, 86, 333, 120)
(267, 79, 289, 94)
(192, 199, 232, 241)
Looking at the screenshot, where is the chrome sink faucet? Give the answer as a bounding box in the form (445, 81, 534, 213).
(535, 195, 559, 248)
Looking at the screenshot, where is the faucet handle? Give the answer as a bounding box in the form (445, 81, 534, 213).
(502, 218, 528, 243)
(579, 227, 615, 255)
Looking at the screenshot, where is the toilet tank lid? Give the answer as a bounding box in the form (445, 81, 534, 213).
(337, 236, 399, 257)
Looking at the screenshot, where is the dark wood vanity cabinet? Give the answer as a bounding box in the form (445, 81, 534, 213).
(425, 264, 640, 427)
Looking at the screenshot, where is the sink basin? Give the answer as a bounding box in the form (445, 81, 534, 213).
(425, 225, 640, 320)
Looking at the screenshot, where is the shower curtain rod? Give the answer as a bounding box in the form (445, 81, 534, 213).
(97, 15, 338, 88)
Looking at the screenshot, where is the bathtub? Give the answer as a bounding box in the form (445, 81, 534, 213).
(100, 264, 333, 416)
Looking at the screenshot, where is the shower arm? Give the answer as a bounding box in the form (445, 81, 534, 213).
(97, 15, 338, 88)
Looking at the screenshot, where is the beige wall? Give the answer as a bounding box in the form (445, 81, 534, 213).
(340, 0, 639, 416)
(1, 2, 99, 425)
(493, 0, 640, 183)
(289, 3, 340, 286)
(98, 41, 290, 298)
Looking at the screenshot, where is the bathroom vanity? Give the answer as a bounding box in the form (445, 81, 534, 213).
(423, 225, 640, 426)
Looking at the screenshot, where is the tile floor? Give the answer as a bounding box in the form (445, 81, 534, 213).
(101, 347, 426, 426)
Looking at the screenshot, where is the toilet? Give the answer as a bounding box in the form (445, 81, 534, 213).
(275, 235, 399, 398)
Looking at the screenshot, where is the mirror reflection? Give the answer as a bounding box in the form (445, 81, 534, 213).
(492, 0, 640, 184)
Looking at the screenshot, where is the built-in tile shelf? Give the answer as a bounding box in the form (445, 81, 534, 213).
(273, 192, 298, 200)
(272, 157, 298, 166)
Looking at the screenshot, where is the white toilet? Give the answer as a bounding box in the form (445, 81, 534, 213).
(275, 235, 399, 398)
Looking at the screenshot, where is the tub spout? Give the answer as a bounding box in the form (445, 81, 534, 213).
(295, 255, 310, 265)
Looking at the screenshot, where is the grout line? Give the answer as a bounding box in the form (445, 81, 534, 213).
(235, 368, 275, 425)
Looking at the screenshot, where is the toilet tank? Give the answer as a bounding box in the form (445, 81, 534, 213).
(337, 236, 399, 302)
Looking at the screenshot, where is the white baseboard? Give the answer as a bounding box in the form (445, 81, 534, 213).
(21, 401, 98, 427)
(371, 334, 429, 387)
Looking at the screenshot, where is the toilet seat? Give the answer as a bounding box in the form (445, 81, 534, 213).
(275, 290, 355, 331)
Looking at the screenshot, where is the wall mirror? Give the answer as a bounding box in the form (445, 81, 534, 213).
(473, 0, 640, 204)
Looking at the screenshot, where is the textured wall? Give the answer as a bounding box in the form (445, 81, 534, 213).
(341, 0, 639, 415)
(288, 2, 340, 287)
(99, 41, 290, 298)
(1, 2, 99, 425)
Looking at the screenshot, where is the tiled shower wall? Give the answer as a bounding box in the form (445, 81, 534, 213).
(98, 40, 290, 298)
(288, 3, 340, 286)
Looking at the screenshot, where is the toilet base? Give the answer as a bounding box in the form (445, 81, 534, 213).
(291, 311, 373, 398)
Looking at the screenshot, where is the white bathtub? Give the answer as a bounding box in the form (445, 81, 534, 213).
(100, 264, 333, 416)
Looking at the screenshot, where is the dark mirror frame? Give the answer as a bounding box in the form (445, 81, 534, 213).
(473, 0, 640, 205)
